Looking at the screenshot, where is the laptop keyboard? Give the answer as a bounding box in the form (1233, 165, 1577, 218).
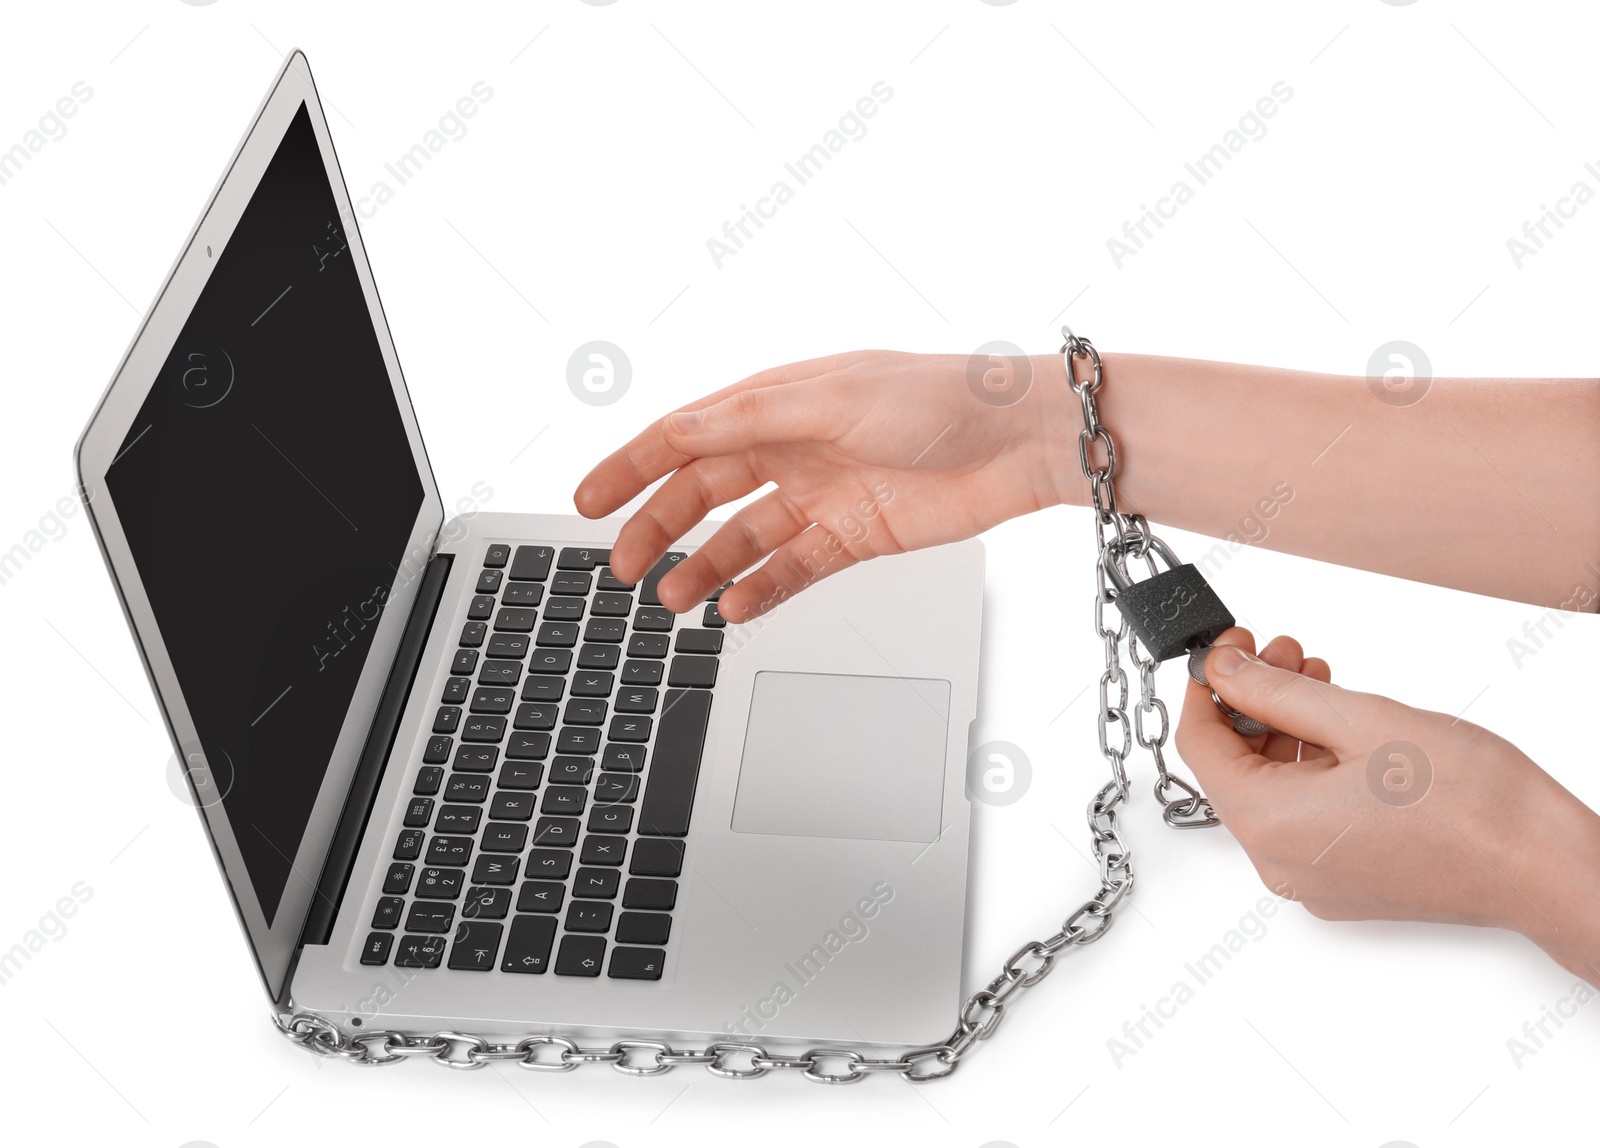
(359, 543, 727, 981)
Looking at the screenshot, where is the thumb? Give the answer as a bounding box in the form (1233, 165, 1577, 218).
(1204, 645, 1374, 751)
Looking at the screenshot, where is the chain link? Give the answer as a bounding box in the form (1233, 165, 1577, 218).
(271, 324, 1219, 1080)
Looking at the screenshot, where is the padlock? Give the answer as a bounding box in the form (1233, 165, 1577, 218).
(1105, 536, 1235, 663)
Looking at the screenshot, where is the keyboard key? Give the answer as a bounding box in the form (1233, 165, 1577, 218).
(423, 735, 453, 764)
(574, 867, 620, 899)
(571, 671, 614, 697)
(498, 761, 543, 790)
(580, 835, 628, 866)
(514, 702, 557, 731)
(577, 643, 620, 670)
(541, 786, 588, 815)
(639, 552, 686, 607)
(589, 805, 633, 834)
(481, 822, 528, 853)
(448, 921, 503, 971)
(509, 545, 553, 582)
(462, 886, 512, 920)
(501, 915, 557, 974)
(638, 688, 710, 836)
(608, 715, 652, 742)
(413, 766, 444, 795)
(383, 862, 414, 894)
(461, 715, 507, 742)
(597, 567, 635, 591)
(442, 677, 470, 704)
(583, 618, 627, 644)
(394, 934, 446, 968)
(524, 849, 572, 880)
(415, 867, 465, 899)
(495, 607, 538, 633)
(608, 946, 666, 981)
(460, 621, 487, 647)
(620, 659, 663, 686)
(405, 901, 456, 933)
(623, 878, 679, 911)
(506, 732, 550, 760)
(542, 596, 586, 622)
(451, 649, 479, 675)
(444, 774, 489, 802)
(529, 649, 573, 674)
(548, 757, 594, 784)
(565, 900, 613, 933)
(668, 655, 718, 689)
(476, 569, 504, 593)
(594, 772, 639, 802)
(634, 607, 674, 632)
(602, 744, 646, 772)
(674, 628, 724, 654)
(557, 546, 611, 570)
(478, 659, 522, 686)
(708, 581, 731, 600)
(564, 699, 608, 726)
(404, 798, 434, 828)
(627, 634, 669, 659)
(517, 881, 565, 913)
(616, 912, 671, 946)
(394, 829, 425, 860)
(629, 838, 685, 877)
(520, 677, 566, 705)
(453, 745, 499, 772)
(552, 572, 592, 596)
(538, 621, 580, 648)
(471, 853, 520, 885)
(471, 686, 516, 714)
(533, 816, 580, 847)
(426, 836, 473, 866)
(434, 805, 481, 833)
(555, 934, 607, 976)
(372, 897, 405, 929)
(484, 544, 511, 569)
(433, 706, 461, 734)
(592, 592, 634, 617)
(486, 634, 529, 659)
(468, 595, 497, 621)
(361, 931, 394, 965)
(502, 583, 543, 607)
(703, 603, 726, 628)
(489, 790, 535, 821)
(557, 727, 601, 755)
(616, 687, 658, 714)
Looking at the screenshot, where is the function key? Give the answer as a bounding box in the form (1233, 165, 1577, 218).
(502, 583, 543, 607)
(596, 567, 634, 592)
(639, 553, 687, 607)
(393, 829, 424, 860)
(616, 913, 671, 946)
(372, 897, 405, 929)
(554, 934, 606, 976)
(468, 595, 497, 621)
(607, 946, 666, 980)
(360, 932, 394, 966)
(509, 545, 553, 582)
(557, 547, 611, 571)
(451, 649, 479, 675)
(433, 706, 462, 734)
(483, 543, 511, 569)
(423, 734, 453, 764)
(413, 768, 444, 796)
(383, 862, 415, 894)
(476, 569, 503, 593)
(442, 677, 470, 705)
(404, 798, 434, 828)
(448, 921, 503, 971)
(460, 622, 487, 647)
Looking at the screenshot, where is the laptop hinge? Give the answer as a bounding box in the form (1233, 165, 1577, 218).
(294, 553, 454, 960)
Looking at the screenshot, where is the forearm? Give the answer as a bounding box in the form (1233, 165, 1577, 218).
(1035, 352, 1600, 609)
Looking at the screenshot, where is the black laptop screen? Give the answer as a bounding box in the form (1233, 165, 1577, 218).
(106, 102, 426, 926)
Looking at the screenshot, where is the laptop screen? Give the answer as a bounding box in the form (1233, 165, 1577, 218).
(105, 101, 425, 926)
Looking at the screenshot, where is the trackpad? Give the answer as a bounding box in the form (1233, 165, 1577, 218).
(731, 671, 950, 843)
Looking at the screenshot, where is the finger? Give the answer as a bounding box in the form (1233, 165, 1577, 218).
(715, 523, 861, 624)
(1256, 636, 1307, 761)
(607, 455, 764, 583)
(1205, 644, 1381, 753)
(1301, 657, 1331, 684)
(657, 488, 812, 612)
(1175, 629, 1264, 801)
(573, 354, 862, 517)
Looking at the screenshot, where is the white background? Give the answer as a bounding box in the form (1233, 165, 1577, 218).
(2, 1, 1596, 1145)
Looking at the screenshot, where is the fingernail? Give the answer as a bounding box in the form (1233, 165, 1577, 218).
(667, 410, 702, 433)
(1210, 646, 1259, 676)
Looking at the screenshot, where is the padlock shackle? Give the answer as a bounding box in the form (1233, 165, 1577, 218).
(1104, 531, 1181, 593)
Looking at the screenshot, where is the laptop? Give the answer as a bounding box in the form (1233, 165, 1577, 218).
(75, 51, 984, 1052)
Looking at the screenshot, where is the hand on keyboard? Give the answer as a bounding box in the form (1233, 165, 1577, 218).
(573, 350, 1077, 623)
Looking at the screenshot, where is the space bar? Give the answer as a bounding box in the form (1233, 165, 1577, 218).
(637, 688, 712, 837)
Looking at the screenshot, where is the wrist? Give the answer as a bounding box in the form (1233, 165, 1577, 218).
(1501, 782, 1600, 979)
(1029, 351, 1088, 510)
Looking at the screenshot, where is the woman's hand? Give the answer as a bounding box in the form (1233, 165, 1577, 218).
(1177, 627, 1600, 978)
(573, 350, 1076, 623)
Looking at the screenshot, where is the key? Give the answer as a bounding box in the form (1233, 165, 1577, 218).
(394, 934, 446, 968)
(415, 867, 465, 899)
(471, 686, 515, 714)
(509, 545, 553, 582)
(533, 816, 580, 847)
(629, 838, 684, 877)
(602, 744, 646, 773)
(583, 618, 627, 644)
(616, 912, 671, 946)
(627, 634, 669, 659)
(623, 878, 678, 911)
(557, 546, 611, 570)
(542, 596, 586, 622)
(638, 688, 710, 835)
(476, 569, 503, 593)
(481, 822, 528, 853)
(442, 677, 470, 704)
(639, 552, 686, 606)
(462, 886, 512, 920)
(572, 671, 614, 698)
(524, 849, 572, 880)
(372, 897, 405, 929)
(413, 766, 444, 796)
(616, 687, 657, 714)
(620, 659, 663, 686)
(702, 603, 726, 628)
(521, 676, 564, 702)
(486, 634, 528, 659)
(433, 706, 461, 734)
(608, 715, 652, 743)
(453, 745, 499, 772)
(538, 621, 580, 648)
(574, 867, 620, 899)
(448, 921, 503, 971)
(483, 544, 511, 569)
(674, 628, 723, 654)
(607, 946, 666, 981)
(557, 727, 601, 755)
(551, 572, 592, 596)
(461, 716, 507, 742)
(383, 862, 414, 894)
(594, 773, 639, 803)
(577, 643, 620, 670)
(477, 659, 522, 686)
(451, 650, 479, 675)
(517, 881, 565, 913)
(528, 652, 572, 677)
(405, 901, 455, 934)
(580, 835, 628, 866)
(444, 774, 489, 802)
(489, 790, 535, 821)
(555, 934, 606, 976)
(633, 607, 674, 633)
(708, 581, 731, 600)
(495, 607, 538, 633)
(423, 735, 453, 764)
(565, 901, 613, 933)
(434, 805, 481, 833)
(514, 702, 557, 731)
(471, 853, 520, 885)
(498, 761, 543, 790)
(668, 656, 718, 689)
(548, 757, 594, 784)
(597, 567, 635, 591)
(468, 594, 496, 621)
(501, 915, 557, 974)
(592, 592, 633, 617)
(460, 621, 487, 647)
(541, 786, 588, 815)
(564, 699, 608, 726)
(426, 836, 473, 866)
(404, 798, 434, 828)
(502, 583, 543, 607)
(505, 732, 550, 760)
(588, 805, 633, 834)
(360, 932, 394, 966)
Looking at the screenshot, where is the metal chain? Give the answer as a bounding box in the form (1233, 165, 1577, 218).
(271, 325, 1216, 1080)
